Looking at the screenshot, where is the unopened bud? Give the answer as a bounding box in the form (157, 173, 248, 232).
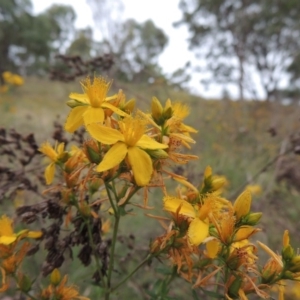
(151, 97, 164, 124)
(146, 149, 169, 159)
(57, 152, 69, 163)
(290, 256, 300, 272)
(234, 190, 252, 220)
(50, 268, 61, 286)
(18, 273, 32, 292)
(84, 140, 101, 164)
(211, 177, 226, 191)
(66, 99, 88, 108)
(89, 178, 103, 195)
(79, 202, 91, 217)
(246, 212, 262, 225)
(282, 245, 294, 261)
(163, 99, 173, 120)
(162, 107, 173, 120)
(123, 98, 136, 113)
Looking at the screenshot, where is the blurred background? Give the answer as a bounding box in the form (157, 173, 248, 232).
(1, 0, 300, 299)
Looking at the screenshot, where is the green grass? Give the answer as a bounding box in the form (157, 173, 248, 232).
(1, 76, 300, 299)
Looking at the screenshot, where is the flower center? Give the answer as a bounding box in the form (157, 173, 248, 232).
(82, 77, 111, 108)
(119, 117, 146, 147)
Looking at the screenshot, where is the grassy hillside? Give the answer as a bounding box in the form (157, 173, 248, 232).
(1, 76, 300, 299)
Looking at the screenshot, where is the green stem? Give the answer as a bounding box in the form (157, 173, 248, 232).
(22, 291, 38, 300)
(12, 274, 38, 300)
(111, 254, 153, 293)
(165, 265, 177, 286)
(85, 217, 107, 288)
(105, 182, 117, 216)
(105, 214, 120, 300)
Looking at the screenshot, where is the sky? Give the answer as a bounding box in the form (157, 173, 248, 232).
(32, 0, 227, 98)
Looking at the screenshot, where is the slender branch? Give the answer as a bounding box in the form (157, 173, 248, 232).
(85, 217, 107, 288)
(110, 254, 153, 293)
(230, 146, 293, 199)
(105, 214, 120, 300)
(21, 291, 38, 300)
(105, 182, 117, 216)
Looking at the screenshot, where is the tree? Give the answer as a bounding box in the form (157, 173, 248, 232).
(0, 0, 76, 75)
(67, 28, 93, 59)
(87, 0, 168, 82)
(176, 0, 300, 100)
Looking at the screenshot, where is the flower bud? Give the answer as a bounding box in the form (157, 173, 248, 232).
(151, 97, 164, 124)
(211, 177, 226, 191)
(66, 99, 88, 108)
(83, 140, 101, 164)
(146, 149, 169, 159)
(17, 273, 32, 292)
(89, 178, 103, 195)
(162, 99, 173, 120)
(234, 190, 252, 220)
(289, 256, 300, 272)
(123, 98, 136, 113)
(57, 151, 70, 163)
(282, 244, 294, 261)
(283, 230, 290, 247)
(245, 212, 262, 225)
(79, 202, 91, 217)
(50, 268, 61, 286)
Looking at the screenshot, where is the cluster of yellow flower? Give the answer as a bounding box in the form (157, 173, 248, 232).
(38, 76, 300, 299)
(1, 75, 299, 299)
(0, 71, 24, 93)
(0, 215, 42, 293)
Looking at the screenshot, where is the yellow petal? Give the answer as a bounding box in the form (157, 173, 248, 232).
(206, 239, 220, 258)
(39, 142, 57, 161)
(136, 134, 168, 150)
(188, 219, 209, 246)
(45, 163, 56, 185)
(65, 106, 87, 133)
(87, 123, 124, 144)
(234, 189, 252, 219)
(163, 196, 196, 218)
(83, 107, 105, 125)
(69, 93, 89, 103)
(56, 142, 65, 155)
(127, 146, 152, 186)
(0, 236, 17, 245)
(0, 215, 14, 237)
(101, 102, 128, 117)
(234, 226, 260, 241)
(96, 142, 127, 172)
(257, 241, 283, 267)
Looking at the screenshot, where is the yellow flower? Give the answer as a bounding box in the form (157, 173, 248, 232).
(201, 166, 228, 195)
(12, 74, 24, 86)
(39, 273, 89, 300)
(163, 196, 209, 246)
(39, 141, 68, 184)
(87, 117, 168, 186)
(65, 76, 127, 132)
(2, 71, 14, 84)
(0, 215, 42, 245)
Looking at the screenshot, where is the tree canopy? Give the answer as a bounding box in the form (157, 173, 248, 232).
(177, 0, 300, 100)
